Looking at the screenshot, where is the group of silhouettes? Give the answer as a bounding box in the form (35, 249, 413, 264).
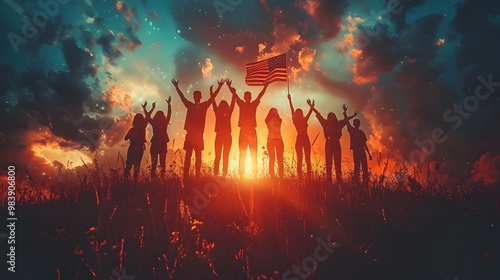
(124, 78, 372, 184)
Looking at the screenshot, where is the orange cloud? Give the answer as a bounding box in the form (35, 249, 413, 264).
(472, 152, 500, 185)
(200, 58, 214, 78)
(101, 85, 133, 112)
(341, 15, 365, 33)
(300, 0, 319, 17)
(235, 46, 245, 54)
(290, 47, 317, 80)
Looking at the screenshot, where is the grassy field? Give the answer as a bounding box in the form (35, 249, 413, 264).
(1, 168, 499, 280)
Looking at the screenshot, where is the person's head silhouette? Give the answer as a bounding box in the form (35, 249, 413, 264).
(353, 119, 361, 128)
(244, 91, 252, 102)
(132, 113, 145, 126)
(219, 100, 229, 111)
(294, 108, 304, 118)
(327, 112, 338, 123)
(269, 107, 279, 117)
(266, 107, 281, 124)
(153, 111, 165, 122)
(193, 90, 202, 103)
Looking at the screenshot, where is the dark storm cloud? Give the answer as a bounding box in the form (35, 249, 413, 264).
(80, 26, 96, 49)
(350, 0, 500, 170)
(96, 30, 123, 62)
(448, 0, 500, 159)
(305, 0, 350, 40)
(0, 33, 114, 156)
(60, 38, 98, 77)
(168, 0, 270, 65)
(167, 0, 350, 74)
(384, 0, 427, 33)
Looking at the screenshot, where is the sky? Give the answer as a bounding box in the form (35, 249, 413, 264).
(0, 0, 499, 183)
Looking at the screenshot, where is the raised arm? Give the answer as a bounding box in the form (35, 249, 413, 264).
(171, 79, 189, 107)
(229, 93, 236, 113)
(210, 86, 218, 111)
(254, 80, 269, 103)
(307, 99, 320, 116)
(305, 99, 315, 122)
(344, 111, 358, 122)
(341, 103, 358, 122)
(227, 79, 243, 105)
(287, 94, 295, 116)
(342, 104, 353, 129)
(165, 96, 172, 124)
(141, 101, 155, 122)
(208, 79, 225, 104)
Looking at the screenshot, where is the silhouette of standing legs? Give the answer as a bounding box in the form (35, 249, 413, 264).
(159, 150, 167, 177)
(214, 133, 231, 176)
(184, 132, 204, 178)
(296, 139, 303, 177)
(184, 148, 193, 177)
(267, 138, 284, 178)
(353, 150, 369, 184)
(239, 128, 257, 177)
(195, 150, 202, 177)
(304, 140, 312, 178)
(326, 140, 342, 183)
(295, 136, 311, 178)
(214, 135, 223, 176)
(151, 152, 158, 178)
(222, 135, 231, 177)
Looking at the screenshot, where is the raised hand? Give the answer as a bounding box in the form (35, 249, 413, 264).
(141, 101, 148, 109)
(210, 85, 215, 96)
(263, 79, 270, 87)
(217, 79, 225, 87)
(171, 79, 179, 87)
(342, 103, 348, 112)
(287, 93, 291, 100)
(166, 96, 171, 104)
(226, 79, 232, 88)
(353, 110, 359, 116)
(306, 99, 314, 107)
(152, 102, 156, 109)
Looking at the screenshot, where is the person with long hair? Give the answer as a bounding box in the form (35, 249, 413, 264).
(308, 100, 358, 184)
(211, 81, 236, 177)
(287, 94, 314, 178)
(143, 97, 172, 179)
(124, 103, 150, 181)
(265, 108, 284, 179)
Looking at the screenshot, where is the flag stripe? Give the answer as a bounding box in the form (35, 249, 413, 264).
(245, 53, 287, 86)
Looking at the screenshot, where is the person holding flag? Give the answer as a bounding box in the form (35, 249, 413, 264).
(229, 53, 287, 178)
(227, 79, 269, 178)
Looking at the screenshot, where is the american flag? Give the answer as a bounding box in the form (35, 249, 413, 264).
(245, 53, 287, 86)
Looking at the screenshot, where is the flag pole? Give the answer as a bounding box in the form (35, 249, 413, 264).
(286, 52, 290, 95)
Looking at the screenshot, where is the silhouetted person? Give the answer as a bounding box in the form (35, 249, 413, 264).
(308, 100, 357, 184)
(143, 97, 172, 179)
(342, 104, 372, 185)
(228, 80, 269, 178)
(288, 94, 314, 178)
(265, 108, 284, 179)
(172, 79, 223, 178)
(211, 81, 236, 177)
(124, 108, 149, 181)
